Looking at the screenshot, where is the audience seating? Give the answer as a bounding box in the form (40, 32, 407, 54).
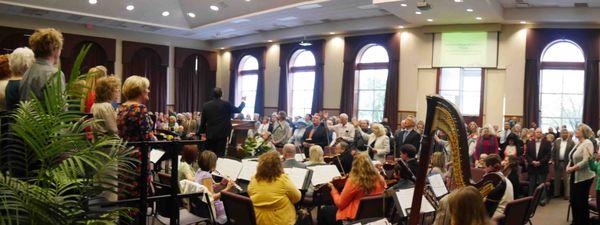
(526, 183, 545, 225)
(495, 196, 533, 225)
(221, 191, 257, 225)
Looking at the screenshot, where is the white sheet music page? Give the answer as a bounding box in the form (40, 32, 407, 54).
(237, 160, 259, 181)
(284, 168, 309, 189)
(215, 158, 243, 180)
(428, 174, 448, 197)
(149, 149, 165, 163)
(309, 165, 341, 186)
(396, 188, 435, 216)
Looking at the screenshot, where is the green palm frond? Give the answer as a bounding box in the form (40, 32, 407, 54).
(0, 44, 137, 224)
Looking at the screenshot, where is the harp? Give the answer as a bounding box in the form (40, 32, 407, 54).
(408, 95, 503, 225)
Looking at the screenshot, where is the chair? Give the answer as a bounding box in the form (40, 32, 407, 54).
(221, 191, 257, 225)
(495, 196, 532, 225)
(354, 194, 393, 221)
(152, 181, 210, 225)
(526, 183, 545, 225)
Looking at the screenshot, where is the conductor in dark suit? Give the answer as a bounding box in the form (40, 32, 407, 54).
(199, 88, 245, 157)
(525, 128, 552, 205)
(394, 116, 421, 158)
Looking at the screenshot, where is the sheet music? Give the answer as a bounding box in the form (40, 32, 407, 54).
(237, 160, 259, 181)
(428, 174, 448, 197)
(215, 158, 243, 180)
(395, 188, 435, 216)
(309, 165, 341, 186)
(366, 218, 392, 225)
(284, 167, 309, 189)
(294, 153, 306, 162)
(149, 149, 164, 163)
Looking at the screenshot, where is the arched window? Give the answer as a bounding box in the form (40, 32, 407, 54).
(539, 40, 585, 131)
(355, 44, 388, 122)
(288, 49, 316, 117)
(237, 55, 259, 117)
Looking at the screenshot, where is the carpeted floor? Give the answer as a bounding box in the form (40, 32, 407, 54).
(530, 198, 571, 225)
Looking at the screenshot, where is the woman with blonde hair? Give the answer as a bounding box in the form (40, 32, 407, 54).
(362, 123, 390, 163)
(448, 186, 493, 225)
(90, 76, 120, 137)
(429, 151, 446, 176)
(567, 123, 595, 225)
(248, 151, 301, 225)
(305, 145, 326, 166)
(318, 153, 386, 224)
(82, 65, 108, 113)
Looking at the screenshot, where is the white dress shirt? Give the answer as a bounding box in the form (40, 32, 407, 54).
(559, 139, 568, 161)
(329, 122, 355, 142)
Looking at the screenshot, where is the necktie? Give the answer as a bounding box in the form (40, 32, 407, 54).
(403, 131, 409, 142)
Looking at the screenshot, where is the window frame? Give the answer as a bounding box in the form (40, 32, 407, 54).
(287, 49, 317, 117)
(353, 44, 390, 122)
(538, 39, 586, 130)
(436, 67, 485, 125)
(237, 55, 259, 117)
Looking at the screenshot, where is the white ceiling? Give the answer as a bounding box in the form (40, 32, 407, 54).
(1, 0, 600, 48)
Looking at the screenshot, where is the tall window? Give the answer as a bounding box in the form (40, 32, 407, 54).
(539, 40, 585, 131)
(288, 49, 316, 117)
(438, 68, 483, 116)
(355, 44, 389, 122)
(237, 55, 259, 118)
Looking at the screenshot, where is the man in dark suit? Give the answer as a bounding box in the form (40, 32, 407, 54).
(302, 114, 330, 157)
(551, 128, 575, 199)
(331, 140, 353, 175)
(525, 128, 552, 205)
(199, 88, 245, 157)
(394, 116, 421, 158)
(399, 144, 419, 177)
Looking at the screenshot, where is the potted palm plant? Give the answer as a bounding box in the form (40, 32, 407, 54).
(0, 45, 138, 224)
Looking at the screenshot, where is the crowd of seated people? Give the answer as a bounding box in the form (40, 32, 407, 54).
(4, 27, 600, 225)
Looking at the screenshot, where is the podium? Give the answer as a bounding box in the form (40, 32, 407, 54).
(227, 120, 255, 158)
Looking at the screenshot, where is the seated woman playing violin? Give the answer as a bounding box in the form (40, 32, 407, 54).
(317, 154, 386, 225)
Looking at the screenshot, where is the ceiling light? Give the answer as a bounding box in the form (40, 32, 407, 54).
(232, 18, 250, 23)
(475, 17, 482, 20)
(466, 8, 474, 12)
(187, 12, 196, 18)
(245, 0, 251, 1)
(400, 3, 407, 7)
(454, 0, 463, 2)
(398, 25, 405, 29)
(162, 11, 170, 16)
(299, 37, 312, 46)
(329, 32, 335, 35)
(267, 40, 273, 42)
(88, 0, 97, 4)
(520, 21, 527, 24)
(220, 47, 225, 50)
(277, 16, 297, 21)
(415, 11, 422, 15)
(427, 18, 433, 22)
(210, 5, 220, 11)
(126, 5, 134, 11)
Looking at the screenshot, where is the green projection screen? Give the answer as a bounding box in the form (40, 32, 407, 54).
(432, 31, 498, 68)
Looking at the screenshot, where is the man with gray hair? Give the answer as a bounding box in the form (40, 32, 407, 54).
(327, 113, 355, 143)
(394, 115, 421, 158)
(282, 144, 306, 168)
(552, 128, 574, 199)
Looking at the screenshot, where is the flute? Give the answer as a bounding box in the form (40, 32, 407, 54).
(213, 170, 243, 191)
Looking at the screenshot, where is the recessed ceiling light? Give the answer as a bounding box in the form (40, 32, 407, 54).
(400, 3, 407, 7)
(427, 18, 433, 22)
(415, 11, 422, 15)
(466, 8, 474, 12)
(162, 11, 170, 16)
(454, 0, 463, 2)
(329, 32, 335, 35)
(187, 12, 196, 18)
(210, 5, 220, 11)
(475, 17, 482, 20)
(88, 0, 97, 4)
(520, 21, 527, 24)
(126, 5, 134, 11)
(398, 25, 405, 29)
(267, 40, 273, 42)
(245, 0, 251, 1)
(220, 47, 225, 50)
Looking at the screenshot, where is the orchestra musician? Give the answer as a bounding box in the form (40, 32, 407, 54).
(317, 154, 386, 225)
(330, 141, 354, 175)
